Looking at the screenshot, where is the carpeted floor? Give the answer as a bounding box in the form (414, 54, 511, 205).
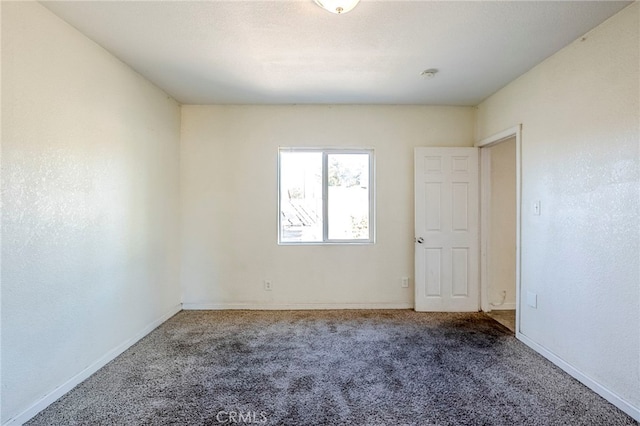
(27, 310, 636, 425)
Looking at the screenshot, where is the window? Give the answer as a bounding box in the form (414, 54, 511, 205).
(278, 148, 375, 244)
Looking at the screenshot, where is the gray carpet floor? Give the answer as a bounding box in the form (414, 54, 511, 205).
(27, 310, 637, 425)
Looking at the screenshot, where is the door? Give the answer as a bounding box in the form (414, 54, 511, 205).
(415, 148, 479, 312)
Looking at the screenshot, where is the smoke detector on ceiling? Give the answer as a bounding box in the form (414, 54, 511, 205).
(421, 69, 439, 79)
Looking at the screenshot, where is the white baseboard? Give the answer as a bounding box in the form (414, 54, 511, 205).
(487, 302, 516, 311)
(182, 302, 413, 310)
(3, 303, 183, 426)
(517, 332, 640, 422)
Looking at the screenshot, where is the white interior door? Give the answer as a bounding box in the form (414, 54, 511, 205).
(415, 148, 479, 312)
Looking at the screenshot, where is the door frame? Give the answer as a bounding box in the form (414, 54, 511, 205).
(476, 125, 522, 335)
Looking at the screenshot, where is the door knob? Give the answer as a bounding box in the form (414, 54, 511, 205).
(416, 237, 424, 244)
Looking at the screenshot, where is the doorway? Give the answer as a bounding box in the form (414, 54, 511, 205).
(477, 126, 521, 335)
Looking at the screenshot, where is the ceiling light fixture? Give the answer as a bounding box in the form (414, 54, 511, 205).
(314, 0, 360, 14)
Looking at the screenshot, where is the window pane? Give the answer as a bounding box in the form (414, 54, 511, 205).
(327, 153, 370, 240)
(280, 152, 323, 242)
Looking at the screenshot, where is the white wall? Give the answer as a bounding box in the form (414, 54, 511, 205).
(180, 105, 475, 309)
(477, 2, 639, 417)
(488, 139, 516, 310)
(1, 2, 182, 423)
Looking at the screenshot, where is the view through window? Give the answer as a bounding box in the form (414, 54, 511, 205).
(278, 149, 374, 244)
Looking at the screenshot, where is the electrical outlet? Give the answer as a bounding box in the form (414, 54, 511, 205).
(264, 280, 272, 291)
(401, 277, 410, 288)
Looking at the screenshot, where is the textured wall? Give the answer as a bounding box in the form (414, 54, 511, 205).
(180, 105, 475, 308)
(488, 139, 517, 309)
(1, 2, 181, 422)
(477, 2, 639, 413)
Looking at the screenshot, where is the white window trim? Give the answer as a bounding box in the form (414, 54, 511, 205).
(278, 147, 376, 245)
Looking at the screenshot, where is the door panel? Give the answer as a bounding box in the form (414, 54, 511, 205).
(424, 183, 441, 230)
(425, 248, 442, 296)
(452, 248, 469, 296)
(415, 147, 479, 312)
(452, 183, 469, 230)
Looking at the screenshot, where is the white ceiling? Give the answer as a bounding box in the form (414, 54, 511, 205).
(43, 1, 631, 105)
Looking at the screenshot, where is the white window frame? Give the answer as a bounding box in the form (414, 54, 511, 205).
(278, 147, 376, 245)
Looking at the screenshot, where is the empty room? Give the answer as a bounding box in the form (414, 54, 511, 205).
(2, 1, 639, 425)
